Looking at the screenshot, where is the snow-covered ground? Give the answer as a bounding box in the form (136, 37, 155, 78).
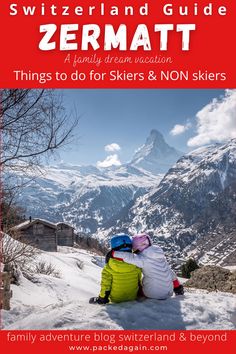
(2, 246, 236, 330)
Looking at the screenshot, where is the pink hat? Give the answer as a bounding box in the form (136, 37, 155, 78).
(132, 233, 151, 252)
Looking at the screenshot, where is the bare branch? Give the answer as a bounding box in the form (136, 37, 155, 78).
(1, 90, 79, 167)
(1, 89, 80, 230)
(1, 232, 40, 267)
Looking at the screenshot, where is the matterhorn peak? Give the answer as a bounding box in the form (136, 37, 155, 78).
(148, 129, 164, 140)
(145, 129, 171, 150)
(130, 129, 183, 174)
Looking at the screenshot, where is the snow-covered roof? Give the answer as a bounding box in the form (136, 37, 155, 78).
(56, 222, 74, 229)
(11, 219, 75, 231)
(10, 218, 57, 231)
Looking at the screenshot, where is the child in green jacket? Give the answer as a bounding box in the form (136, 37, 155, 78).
(90, 234, 142, 304)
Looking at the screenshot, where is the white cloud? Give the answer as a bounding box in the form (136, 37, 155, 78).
(97, 154, 121, 168)
(105, 143, 121, 152)
(188, 90, 236, 147)
(170, 122, 191, 136)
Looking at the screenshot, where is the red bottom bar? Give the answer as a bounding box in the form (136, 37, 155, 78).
(1, 330, 236, 354)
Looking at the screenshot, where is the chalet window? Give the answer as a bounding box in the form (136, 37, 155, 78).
(33, 224, 44, 235)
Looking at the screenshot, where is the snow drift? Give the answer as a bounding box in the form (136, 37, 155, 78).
(2, 245, 236, 330)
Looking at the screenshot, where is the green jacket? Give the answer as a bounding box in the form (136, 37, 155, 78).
(99, 258, 142, 303)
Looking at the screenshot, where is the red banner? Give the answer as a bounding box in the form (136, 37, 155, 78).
(0, 0, 235, 88)
(1, 330, 236, 354)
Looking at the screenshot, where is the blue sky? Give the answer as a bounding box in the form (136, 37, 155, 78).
(57, 89, 227, 166)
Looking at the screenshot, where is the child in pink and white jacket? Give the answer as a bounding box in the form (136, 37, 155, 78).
(113, 233, 184, 300)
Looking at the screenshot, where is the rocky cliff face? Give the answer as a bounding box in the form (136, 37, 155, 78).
(185, 266, 236, 294)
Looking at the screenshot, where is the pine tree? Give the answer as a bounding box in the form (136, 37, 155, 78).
(181, 258, 199, 278)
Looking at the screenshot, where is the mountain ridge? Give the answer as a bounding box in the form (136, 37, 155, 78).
(97, 139, 236, 266)
(15, 129, 179, 233)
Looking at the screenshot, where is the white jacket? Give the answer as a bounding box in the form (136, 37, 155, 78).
(114, 245, 177, 300)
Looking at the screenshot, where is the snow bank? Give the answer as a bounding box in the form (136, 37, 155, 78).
(2, 247, 236, 330)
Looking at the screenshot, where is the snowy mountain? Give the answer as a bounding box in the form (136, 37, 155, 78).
(12, 130, 183, 234)
(13, 131, 236, 267)
(3, 244, 236, 330)
(17, 163, 162, 233)
(99, 139, 236, 266)
(130, 129, 183, 174)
